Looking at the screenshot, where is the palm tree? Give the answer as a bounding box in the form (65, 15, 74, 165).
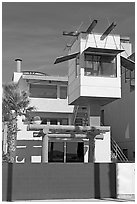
(2, 82, 35, 163)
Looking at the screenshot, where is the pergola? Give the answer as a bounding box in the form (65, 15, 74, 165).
(27, 124, 110, 163)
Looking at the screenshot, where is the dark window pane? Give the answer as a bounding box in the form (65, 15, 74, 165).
(66, 142, 84, 163)
(60, 86, 67, 99)
(48, 142, 64, 162)
(30, 84, 57, 98)
(41, 118, 47, 124)
(50, 119, 57, 125)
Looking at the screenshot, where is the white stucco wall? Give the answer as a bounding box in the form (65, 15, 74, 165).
(29, 97, 74, 113)
(95, 131, 111, 162)
(117, 163, 135, 197)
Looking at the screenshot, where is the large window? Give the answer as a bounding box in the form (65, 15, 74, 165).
(48, 141, 84, 163)
(84, 54, 117, 77)
(30, 84, 57, 98)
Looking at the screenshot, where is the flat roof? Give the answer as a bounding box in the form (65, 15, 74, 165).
(22, 74, 68, 82)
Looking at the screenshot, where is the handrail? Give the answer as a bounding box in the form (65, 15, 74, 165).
(111, 138, 128, 162)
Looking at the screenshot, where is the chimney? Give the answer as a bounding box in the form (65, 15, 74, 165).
(15, 58, 22, 73)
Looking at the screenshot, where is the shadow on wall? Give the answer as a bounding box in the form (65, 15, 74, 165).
(94, 163, 117, 199)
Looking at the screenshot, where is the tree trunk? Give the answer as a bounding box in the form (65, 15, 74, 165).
(7, 118, 17, 163)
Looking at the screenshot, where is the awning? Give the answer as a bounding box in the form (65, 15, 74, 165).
(54, 52, 80, 64)
(121, 56, 135, 71)
(84, 47, 124, 55)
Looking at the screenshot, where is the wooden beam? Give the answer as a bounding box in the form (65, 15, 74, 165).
(28, 124, 110, 133)
(100, 22, 116, 40)
(86, 20, 98, 33)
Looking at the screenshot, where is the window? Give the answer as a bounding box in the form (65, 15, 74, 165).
(48, 142, 64, 162)
(30, 84, 57, 98)
(66, 142, 84, 162)
(48, 141, 85, 163)
(60, 86, 67, 99)
(50, 119, 58, 125)
(84, 54, 117, 77)
(41, 118, 47, 124)
(60, 118, 68, 125)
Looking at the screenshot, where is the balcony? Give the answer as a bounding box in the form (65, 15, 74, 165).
(29, 97, 74, 113)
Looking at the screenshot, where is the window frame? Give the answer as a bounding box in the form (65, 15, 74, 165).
(84, 53, 117, 78)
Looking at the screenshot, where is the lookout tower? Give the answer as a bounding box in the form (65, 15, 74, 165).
(55, 20, 124, 126)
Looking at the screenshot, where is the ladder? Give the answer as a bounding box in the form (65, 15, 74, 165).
(72, 105, 89, 126)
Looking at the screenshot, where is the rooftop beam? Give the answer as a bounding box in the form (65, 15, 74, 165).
(86, 20, 98, 33)
(100, 22, 116, 40)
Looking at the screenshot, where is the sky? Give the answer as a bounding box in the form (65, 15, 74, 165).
(2, 2, 135, 83)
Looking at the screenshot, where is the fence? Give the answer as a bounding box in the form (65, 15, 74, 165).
(3, 163, 117, 201)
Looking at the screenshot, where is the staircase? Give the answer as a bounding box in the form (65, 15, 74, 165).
(111, 138, 128, 162)
(72, 105, 89, 126)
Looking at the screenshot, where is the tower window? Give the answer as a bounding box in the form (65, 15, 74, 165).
(84, 54, 117, 77)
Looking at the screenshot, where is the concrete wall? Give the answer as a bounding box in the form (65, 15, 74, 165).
(2, 163, 117, 201)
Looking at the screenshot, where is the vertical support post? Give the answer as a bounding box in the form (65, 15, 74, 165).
(42, 135, 48, 163)
(42, 126, 49, 163)
(64, 142, 67, 163)
(84, 141, 89, 163)
(88, 134, 95, 163)
(57, 85, 60, 99)
(57, 120, 60, 125)
(68, 114, 72, 125)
